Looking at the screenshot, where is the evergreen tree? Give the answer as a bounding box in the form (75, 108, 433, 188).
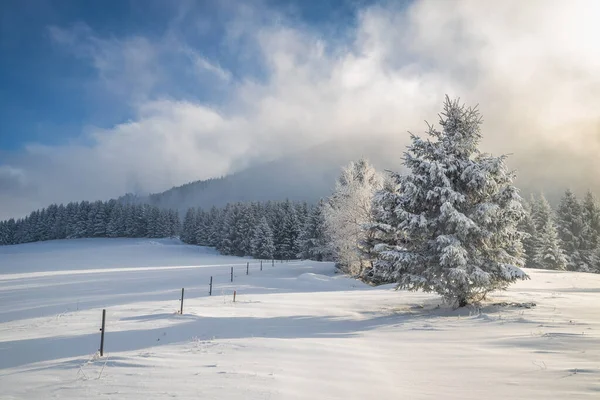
(181, 208, 197, 244)
(518, 196, 539, 268)
(206, 206, 222, 247)
(297, 200, 332, 261)
(373, 97, 528, 306)
(271, 202, 287, 259)
(556, 190, 587, 271)
(74, 201, 90, 238)
(534, 219, 567, 270)
(195, 209, 208, 245)
(236, 204, 256, 256)
(92, 201, 107, 237)
(368, 173, 408, 284)
(65, 202, 78, 239)
(168, 209, 180, 237)
(106, 203, 124, 237)
(53, 204, 67, 240)
(218, 204, 237, 255)
(582, 190, 600, 272)
(124, 204, 136, 237)
(251, 217, 275, 259)
(146, 206, 161, 238)
(280, 203, 300, 260)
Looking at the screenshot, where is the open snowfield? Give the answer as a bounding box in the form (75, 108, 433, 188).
(1, 239, 599, 399)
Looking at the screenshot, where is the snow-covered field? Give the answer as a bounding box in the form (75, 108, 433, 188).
(1, 239, 599, 399)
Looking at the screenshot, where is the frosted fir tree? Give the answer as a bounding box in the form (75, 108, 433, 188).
(237, 204, 257, 256)
(157, 209, 171, 237)
(74, 201, 91, 238)
(556, 190, 587, 271)
(280, 204, 301, 260)
(106, 203, 124, 238)
(297, 200, 332, 261)
(324, 159, 383, 276)
(146, 206, 160, 238)
(368, 173, 409, 284)
(195, 209, 209, 245)
(582, 190, 600, 272)
(251, 217, 276, 259)
(218, 204, 239, 255)
(374, 97, 528, 307)
(534, 218, 567, 270)
(206, 207, 222, 247)
(65, 202, 78, 239)
(168, 210, 180, 237)
(518, 196, 539, 268)
(181, 208, 196, 244)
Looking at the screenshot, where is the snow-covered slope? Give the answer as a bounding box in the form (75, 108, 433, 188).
(1, 239, 599, 399)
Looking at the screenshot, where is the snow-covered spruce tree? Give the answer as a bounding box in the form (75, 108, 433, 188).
(106, 203, 123, 237)
(528, 193, 566, 271)
(195, 209, 208, 246)
(251, 217, 276, 259)
(206, 206, 222, 247)
(280, 202, 301, 260)
(556, 190, 587, 271)
(518, 196, 539, 268)
(324, 159, 383, 276)
(367, 173, 409, 284)
(297, 200, 332, 261)
(181, 208, 196, 244)
(374, 97, 528, 307)
(237, 203, 257, 256)
(582, 190, 600, 272)
(533, 218, 567, 270)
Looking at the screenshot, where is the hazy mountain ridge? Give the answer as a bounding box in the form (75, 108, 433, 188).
(125, 134, 407, 212)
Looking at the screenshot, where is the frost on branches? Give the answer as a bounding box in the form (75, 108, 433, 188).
(324, 159, 383, 276)
(373, 97, 528, 307)
(530, 194, 567, 271)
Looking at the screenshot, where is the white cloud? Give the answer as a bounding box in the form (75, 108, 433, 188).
(2, 0, 600, 219)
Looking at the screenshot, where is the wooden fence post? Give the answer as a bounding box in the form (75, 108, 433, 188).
(233, 290, 236, 303)
(180, 288, 185, 314)
(246, 262, 249, 275)
(209, 276, 213, 296)
(231, 266, 233, 282)
(99, 309, 106, 356)
(260, 260, 263, 271)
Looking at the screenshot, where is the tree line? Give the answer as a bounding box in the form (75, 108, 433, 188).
(179, 200, 330, 261)
(520, 191, 600, 272)
(0, 198, 332, 263)
(0, 200, 180, 245)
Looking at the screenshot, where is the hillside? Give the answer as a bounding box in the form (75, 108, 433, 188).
(1, 238, 599, 399)
(124, 134, 407, 212)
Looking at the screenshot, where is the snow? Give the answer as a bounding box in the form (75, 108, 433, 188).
(1, 238, 600, 399)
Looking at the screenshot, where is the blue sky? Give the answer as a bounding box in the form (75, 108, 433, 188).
(0, 0, 378, 151)
(0, 0, 599, 220)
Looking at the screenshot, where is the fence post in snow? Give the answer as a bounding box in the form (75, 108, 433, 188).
(209, 276, 213, 296)
(246, 262, 249, 275)
(231, 266, 233, 282)
(180, 288, 185, 314)
(260, 260, 263, 271)
(99, 309, 106, 357)
(272, 259, 274, 267)
(233, 290, 236, 303)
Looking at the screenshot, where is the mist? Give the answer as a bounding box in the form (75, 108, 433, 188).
(1, 0, 599, 220)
